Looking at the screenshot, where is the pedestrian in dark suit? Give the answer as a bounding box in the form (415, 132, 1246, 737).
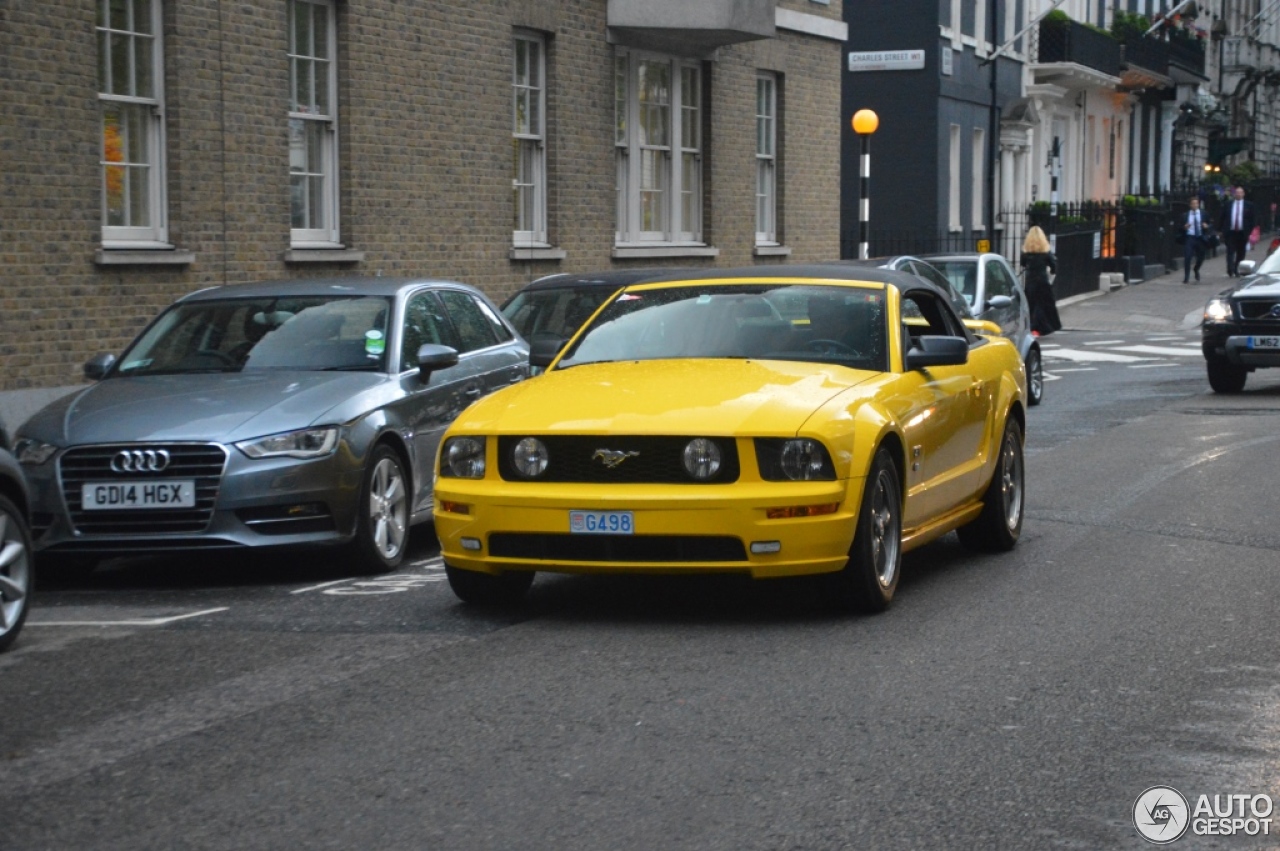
(1181, 197, 1207, 282)
(1218, 186, 1256, 277)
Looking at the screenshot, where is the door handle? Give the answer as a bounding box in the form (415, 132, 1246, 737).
(463, 385, 483, 397)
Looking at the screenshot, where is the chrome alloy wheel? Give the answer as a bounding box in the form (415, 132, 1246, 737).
(998, 429, 1024, 532)
(869, 468, 901, 588)
(0, 505, 31, 646)
(368, 456, 407, 560)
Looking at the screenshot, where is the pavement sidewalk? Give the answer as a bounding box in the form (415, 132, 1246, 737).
(1057, 246, 1252, 335)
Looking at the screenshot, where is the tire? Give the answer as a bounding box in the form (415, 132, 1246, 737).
(1025, 346, 1044, 407)
(957, 418, 1025, 553)
(445, 563, 534, 606)
(349, 444, 410, 574)
(0, 494, 34, 652)
(831, 448, 902, 613)
(1206, 358, 1248, 394)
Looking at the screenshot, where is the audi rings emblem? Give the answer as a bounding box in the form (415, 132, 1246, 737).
(111, 449, 171, 473)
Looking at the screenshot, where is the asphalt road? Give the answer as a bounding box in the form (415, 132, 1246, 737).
(4, 276, 1280, 849)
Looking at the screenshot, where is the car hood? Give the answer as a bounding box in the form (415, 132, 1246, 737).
(1230, 275, 1280, 298)
(21, 371, 390, 446)
(453, 359, 878, 435)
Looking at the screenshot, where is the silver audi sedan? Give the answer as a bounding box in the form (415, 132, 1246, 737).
(13, 277, 528, 573)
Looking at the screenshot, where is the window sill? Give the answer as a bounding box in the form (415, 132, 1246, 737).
(283, 249, 366, 264)
(612, 246, 720, 259)
(753, 245, 793, 257)
(95, 248, 196, 266)
(510, 246, 567, 261)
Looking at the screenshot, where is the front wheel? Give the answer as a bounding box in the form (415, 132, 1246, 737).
(831, 448, 902, 613)
(0, 494, 33, 652)
(1206, 358, 1247, 394)
(349, 445, 409, 574)
(1025, 347, 1044, 406)
(957, 418, 1024, 552)
(445, 564, 534, 606)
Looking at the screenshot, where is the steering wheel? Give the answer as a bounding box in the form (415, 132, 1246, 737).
(194, 348, 237, 366)
(805, 338, 860, 357)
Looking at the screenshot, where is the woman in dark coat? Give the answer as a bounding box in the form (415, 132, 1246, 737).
(1020, 226, 1062, 336)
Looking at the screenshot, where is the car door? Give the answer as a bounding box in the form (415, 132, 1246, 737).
(980, 256, 1023, 343)
(894, 289, 989, 526)
(436, 289, 528, 397)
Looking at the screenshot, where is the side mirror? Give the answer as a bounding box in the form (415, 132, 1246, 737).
(416, 344, 459, 382)
(529, 336, 568, 369)
(84, 353, 117, 380)
(905, 336, 969, 369)
(983, 295, 1013, 312)
(1238, 260, 1257, 276)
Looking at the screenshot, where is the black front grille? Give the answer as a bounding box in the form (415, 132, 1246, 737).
(489, 533, 747, 562)
(1237, 300, 1280, 321)
(60, 444, 227, 535)
(497, 436, 740, 484)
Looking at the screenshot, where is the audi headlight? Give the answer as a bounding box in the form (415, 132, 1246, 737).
(1204, 298, 1233, 323)
(682, 438, 722, 480)
(511, 437, 549, 479)
(13, 437, 58, 466)
(756, 438, 836, 481)
(236, 427, 338, 459)
(442, 437, 486, 478)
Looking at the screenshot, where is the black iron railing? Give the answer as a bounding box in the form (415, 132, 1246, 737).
(1035, 19, 1122, 76)
(1121, 37, 1169, 76)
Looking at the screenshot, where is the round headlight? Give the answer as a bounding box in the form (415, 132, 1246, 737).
(682, 438, 722, 480)
(511, 437, 549, 478)
(444, 437, 486, 478)
(780, 439, 826, 481)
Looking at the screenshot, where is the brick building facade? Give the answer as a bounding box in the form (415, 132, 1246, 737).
(0, 0, 846, 431)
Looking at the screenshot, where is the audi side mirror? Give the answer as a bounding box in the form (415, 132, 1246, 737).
(416, 344, 459, 382)
(905, 336, 969, 369)
(84, 353, 116, 380)
(984, 295, 1013, 312)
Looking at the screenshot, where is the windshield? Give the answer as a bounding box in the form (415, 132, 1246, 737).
(927, 260, 979, 308)
(556, 284, 887, 372)
(502, 287, 613, 342)
(1254, 250, 1280, 276)
(117, 296, 393, 375)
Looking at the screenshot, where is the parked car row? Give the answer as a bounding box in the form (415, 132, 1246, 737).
(3, 255, 1036, 649)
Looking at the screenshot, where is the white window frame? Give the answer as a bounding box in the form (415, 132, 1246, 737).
(98, 0, 167, 247)
(614, 49, 703, 246)
(288, 0, 340, 247)
(949, 124, 962, 231)
(512, 31, 547, 247)
(756, 73, 778, 246)
(972, 127, 985, 230)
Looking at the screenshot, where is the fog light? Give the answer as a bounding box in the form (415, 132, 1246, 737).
(765, 503, 840, 519)
(439, 501, 470, 515)
(750, 541, 782, 554)
(461, 537, 482, 551)
(286, 502, 326, 517)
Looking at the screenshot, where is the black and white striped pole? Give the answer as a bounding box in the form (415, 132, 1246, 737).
(851, 109, 879, 260)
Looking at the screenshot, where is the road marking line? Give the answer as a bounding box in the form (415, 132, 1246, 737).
(1112, 345, 1203, 357)
(1043, 348, 1153, 363)
(1083, 339, 1126, 346)
(1049, 367, 1098, 373)
(28, 607, 229, 627)
(291, 579, 352, 595)
(1128, 362, 1179, 368)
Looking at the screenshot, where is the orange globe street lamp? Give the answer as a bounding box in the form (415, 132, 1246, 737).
(851, 109, 879, 259)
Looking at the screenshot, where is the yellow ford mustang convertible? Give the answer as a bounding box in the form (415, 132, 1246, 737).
(434, 266, 1027, 612)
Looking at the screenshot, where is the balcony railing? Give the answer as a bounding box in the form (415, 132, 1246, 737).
(1035, 19, 1122, 77)
(1167, 34, 1207, 76)
(1121, 36, 1169, 76)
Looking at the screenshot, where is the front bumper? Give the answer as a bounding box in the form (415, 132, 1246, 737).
(1203, 325, 1280, 367)
(434, 478, 861, 580)
(23, 443, 365, 557)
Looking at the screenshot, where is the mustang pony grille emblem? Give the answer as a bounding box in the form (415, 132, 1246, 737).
(592, 449, 640, 469)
